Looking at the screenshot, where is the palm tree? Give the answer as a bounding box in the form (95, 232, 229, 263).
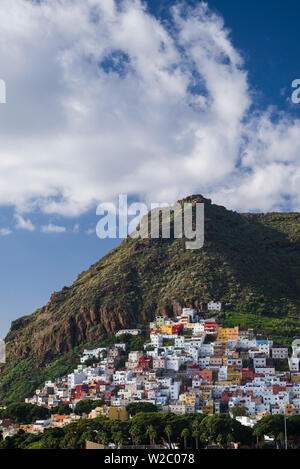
(216, 433, 226, 448)
(112, 431, 124, 448)
(278, 432, 285, 449)
(226, 433, 234, 449)
(129, 425, 140, 445)
(192, 420, 201, 449)
(181, 428, 190, 450)
(99, 432, 109, 447)
(146, 425, 157, 446)
(192, 429, 201, 450)
(165, 424, 173, 448)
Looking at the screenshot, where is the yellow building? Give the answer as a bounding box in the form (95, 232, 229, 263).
(215, 380, 232, 387)
(198, 386, 212, 406)
(179, 392, 197, 407)
(20, 424, 32, 432)
(227, 365, 242, 385)
(88, 406, 106, 419)
(228, 375, 241, 385)
(217, 326, 239, 342)
(202, 401, 214, 415)
(159, 324, 176, 335)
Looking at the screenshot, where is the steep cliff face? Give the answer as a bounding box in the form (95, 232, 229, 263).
(1, 195, 300, 402)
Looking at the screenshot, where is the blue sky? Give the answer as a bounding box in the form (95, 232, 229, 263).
(0, 0, 300, 338)
(149, 0, 300, 113)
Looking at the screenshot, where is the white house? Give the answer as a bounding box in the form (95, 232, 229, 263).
(151, 333, 163, 348)
(289, 357, 300, 372)
(166, 357, 181, 372)
(67, 372, 87, 389)
(169, 381, 181, 400)
(116, 329, 141, 336)
(207, 301, 222, 311)
(193, 323, 205, 335)
(272, 347, 288, 359)
(253, 357, 267, 368)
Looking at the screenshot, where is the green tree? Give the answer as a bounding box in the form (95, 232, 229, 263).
(192, 419, 201, 449)
(287, 415, 300, 448)
(165, 424, 173, 448)
(1, 402, 50, 424)
(253, 415, 285, 449)
(52, 403, 72, 415)
(40, 427, 65, 449)
(200, 414, 252, 448)
(146, 425, 157, 446)
(112, 431, 125, 448)
(74, 399, 104, 416)
(181, 428, 189, 449)
(99, 432, 110, 447)
(231, 406, 247, 418)
(216, 433, 226, 448)
(126, 402, 157, 416)
(129, 424, 141, 445)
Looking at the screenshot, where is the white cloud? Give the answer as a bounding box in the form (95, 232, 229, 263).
(14, 213, 35, 231)
(0, 0, 299, 216)
(41, 224, 66, 233)
(211, 111, 300, 211)
(0, 228, 12, 236)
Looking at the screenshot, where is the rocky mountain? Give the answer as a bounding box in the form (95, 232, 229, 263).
(1, 195, 300, 403)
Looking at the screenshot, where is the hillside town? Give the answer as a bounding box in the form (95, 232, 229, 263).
(1, 302, 300, 440)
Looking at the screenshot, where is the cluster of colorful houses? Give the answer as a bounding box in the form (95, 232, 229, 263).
(2, 302, 300, 437)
